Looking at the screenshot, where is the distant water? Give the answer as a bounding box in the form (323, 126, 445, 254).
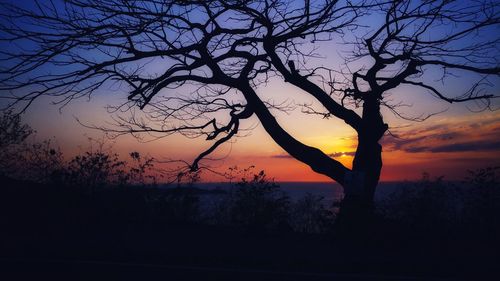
(196, 182, 343, 204)
(165, 181, 407, 205)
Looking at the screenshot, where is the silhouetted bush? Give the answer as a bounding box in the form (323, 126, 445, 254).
(462, 166, 500, 234)
(128, 151, 158, 185)
(66, 148, 128, 191)
(289, 193, 335, 233)
(145, 188, 201, 224)
(376, 168, 500, 240)
(0, 110, 34, 176)
(21, 139, 65, 183)
(208, 169, 290, 231)
(377, 173, 461, 231)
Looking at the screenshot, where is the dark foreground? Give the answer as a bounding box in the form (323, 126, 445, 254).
(2, 259, 478, 281)
(1, 177, 498, 280)
(2, 223, 498, 281)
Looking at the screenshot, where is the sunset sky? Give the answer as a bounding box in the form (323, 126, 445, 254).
(21, 77, 500, 182)
(3, 0, 500, 183)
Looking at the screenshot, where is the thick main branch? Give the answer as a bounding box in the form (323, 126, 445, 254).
(239, 83, 350, 185)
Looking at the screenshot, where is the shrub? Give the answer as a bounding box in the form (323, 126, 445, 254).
(128, 151, 158, 186)
(377, 173, 462, 231)
(0, 110, 34, 175)
(210, 168, 290, 231)
(377, 168, 500, 239)
(20, 139, 65, 184)
(289, 193, 335, 234)
(462, 166, 500, 233)
(66, 149, 128, 191)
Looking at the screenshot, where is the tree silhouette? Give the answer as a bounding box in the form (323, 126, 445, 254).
(1, 0, 498, 219)
(0, 109, 34, 174)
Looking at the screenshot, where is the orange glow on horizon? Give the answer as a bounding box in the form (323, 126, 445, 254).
(22, 89, 500, 184)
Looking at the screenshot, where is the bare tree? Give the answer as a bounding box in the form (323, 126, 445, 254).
(334, 0, 499, 216)
(1, 0, 498, 221)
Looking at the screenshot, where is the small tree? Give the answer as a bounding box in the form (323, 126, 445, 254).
(128, 151, 158, 185)
(0, 110, 33, 174)
(289, 193, 335, 234)
(210, 168, 290, 230)
(66, 140, 128, 191)
(20, 139, 65, 183)
(463, 166, 500, 232)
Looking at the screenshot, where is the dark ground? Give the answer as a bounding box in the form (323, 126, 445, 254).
(0, 177, 498, 280)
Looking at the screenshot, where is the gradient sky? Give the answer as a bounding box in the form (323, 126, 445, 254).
(21, 76, 500, 182)
(5, 0, 500, 182)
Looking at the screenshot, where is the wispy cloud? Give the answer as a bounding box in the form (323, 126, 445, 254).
(406, 140, 500, 153)
(271, 151, 356, 159)
(383, 114, 500, 153)
(328, 151, 356, 158)
(270, 154, 294, 159)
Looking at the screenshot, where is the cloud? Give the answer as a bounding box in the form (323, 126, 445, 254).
(271, 151, 356, 159)
(381, 135, 428, 151)
(469, 123, 481, 129)
(383, 129, 500, 153)
(408, 139, 500, 153)
(270, 154, 293, 159)
(382, 115, 500, 154)
(270, 114, 500, 158)
(436, 132, 459, 141)
(328, 151, 356, 158)
(442, 157, 500, 163)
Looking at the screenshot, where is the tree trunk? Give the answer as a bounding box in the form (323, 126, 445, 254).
(336, 97, 387, 232)
(335, 142, 382, 234)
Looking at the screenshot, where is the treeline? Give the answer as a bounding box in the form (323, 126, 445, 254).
(0, 110, 159, 189)
(378, 169, 500, 240)
(0, 110, 337, 234)
(1, 109, 499, 237)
